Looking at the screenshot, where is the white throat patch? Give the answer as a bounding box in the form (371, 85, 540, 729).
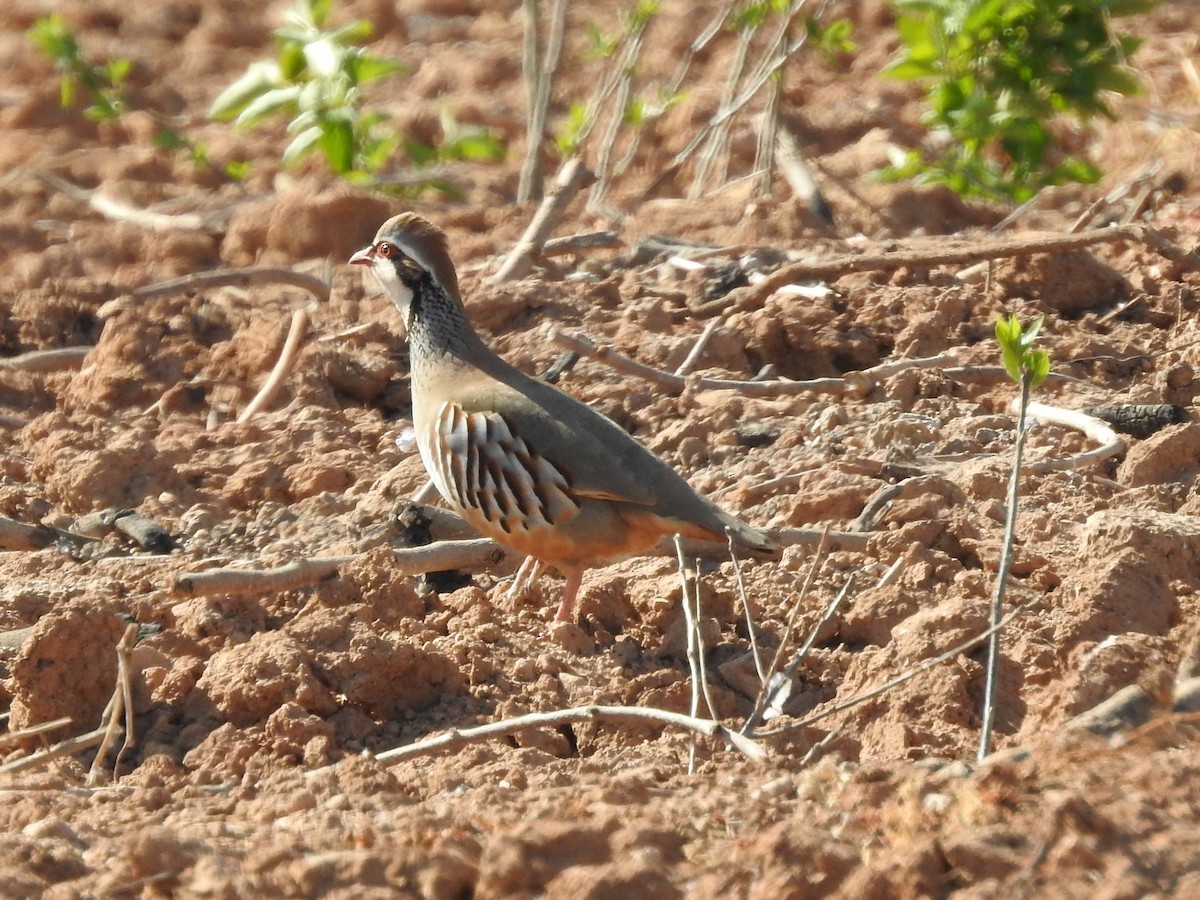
(370, 258, 416, 329)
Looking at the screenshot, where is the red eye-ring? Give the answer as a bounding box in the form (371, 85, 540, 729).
(377, 241, 395, 258)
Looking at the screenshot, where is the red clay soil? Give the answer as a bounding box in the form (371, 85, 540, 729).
(2, 1, 1200, 897)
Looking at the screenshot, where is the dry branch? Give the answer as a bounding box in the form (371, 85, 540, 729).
(0, 347, 91, 373)
(367, 704, 766, 765)
(0, 726, 107, 776)
(493, 159, 595, 282)
(0, 515, 54, 551)
(36, 171, 209, 232)
(550, 327, 955, 399)
(87, 622, 139, 786)
(1017, 400, 1126, 473)
(741, 224, 1200, 309)
(753, 597, 1040, 740)
(0, 717, 72, 751)
(237, 308, 310, 423)
(128, 267, 331, 305)
(542, 230, 621, 257)
(172, 539, 507, 598)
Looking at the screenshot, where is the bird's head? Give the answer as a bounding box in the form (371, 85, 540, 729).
(350, 213, 461, 325)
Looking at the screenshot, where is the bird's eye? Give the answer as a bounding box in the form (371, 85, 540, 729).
(377, 241, 396, 258)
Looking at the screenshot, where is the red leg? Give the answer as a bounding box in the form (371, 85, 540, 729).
(553, 569, 583, 622)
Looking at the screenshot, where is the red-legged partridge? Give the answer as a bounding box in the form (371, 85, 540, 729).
(350, 213, 775, 623)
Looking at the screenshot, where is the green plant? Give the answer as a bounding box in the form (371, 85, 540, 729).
(404, 109, 507, 167)
(29, 14, 246, 180)
(28, 12, 130, 121)
(209, 0, 407, 178)
(978, 314, 1049, 760)
(884, 0, 1155, 202)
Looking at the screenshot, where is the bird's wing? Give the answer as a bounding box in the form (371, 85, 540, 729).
(425, 400, 585, 534)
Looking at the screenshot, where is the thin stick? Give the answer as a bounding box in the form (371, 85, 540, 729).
(0, 717, 73, 751)
(517, 0, 544, 204)
(979, 375, 1034, 761)
(691, 21, 756, 198)
(742, 527, 830, 735)
(676, 536, 704, 773)
(668, 3, 814, 175)
(362, 704, 767, 766)
(492, 159, 595, 282)
(0, 726, 108, 776)
(87, 622, 138, 786)
(727, 533, 765, 682)
(674, 318, 724, 376)
(517, 0, 567, 204)
(551, 328, 956, 398)
(237, 308, 310, 423)
(757, 597, 1040, 740)
(743, 573, 854, 736)
(0, 515, 54, 551)
(542, 230, 621, 257)
(611, 2, 736, 183)
(0, 347, 91, 373)
(588, 10, 653, 211)
(172, 539, 506, 598)
(36, 171, 209, 232)
(742, 224, 1200, 309)
(130, 267, 331, 305)
(1018, 400, 1125, 473)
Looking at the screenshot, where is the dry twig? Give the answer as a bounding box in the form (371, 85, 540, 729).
(172, 539, 507, 598)
(1017, 400, 1126, 473)
(741, 528, 830, 734)
(86, 622, 139, 786)
(0, 726, 108, 776)
(741, 224, 1200, 310)
(36, 171, 210, 232)
(0, 347, 91, 373)
(364, 704, 766, 766)
(126, 267, 331, 306)
(517, 0, 568, 203)
(493, 159, 595, 282)
(0, 515, 54, 551)
(551, 327, 956, 398)
(0, 717, 72, 752)
(237, 308, 311, 423)
(756, 597, 1040, 740)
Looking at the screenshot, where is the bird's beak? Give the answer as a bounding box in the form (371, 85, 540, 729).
(349, 246, 374, 266)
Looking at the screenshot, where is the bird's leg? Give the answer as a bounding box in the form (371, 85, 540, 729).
(507, 556, 545, 600)
(553, 569, 584, 622)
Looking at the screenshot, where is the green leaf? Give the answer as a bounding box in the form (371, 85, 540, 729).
(152, 128, 189, 151)
(277, 41, 308, 81)
(106, 58, 133, 87)
(1028, 350, 1050, 388)
(235, 85, 302, 127)
(317, 117, 355, 173)
(352, 55, 407, 84)
(282, 124, 322, 166)
(327, 19, 374, 47)
(208, 61, 282, 119)
(223, 159, 252, 181)
(444, 130, 507, 162)
(404, 137, 438, 166)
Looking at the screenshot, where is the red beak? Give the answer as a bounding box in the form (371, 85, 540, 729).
(349, 246, 374, 265)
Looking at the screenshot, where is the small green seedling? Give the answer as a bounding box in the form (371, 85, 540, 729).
(979, 313, 1049, 760)
(996, 313, 1051, 389)
(28, 13, 130, 121)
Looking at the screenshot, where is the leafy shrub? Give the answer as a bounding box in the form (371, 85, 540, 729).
(884, 0, 1155, 202)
